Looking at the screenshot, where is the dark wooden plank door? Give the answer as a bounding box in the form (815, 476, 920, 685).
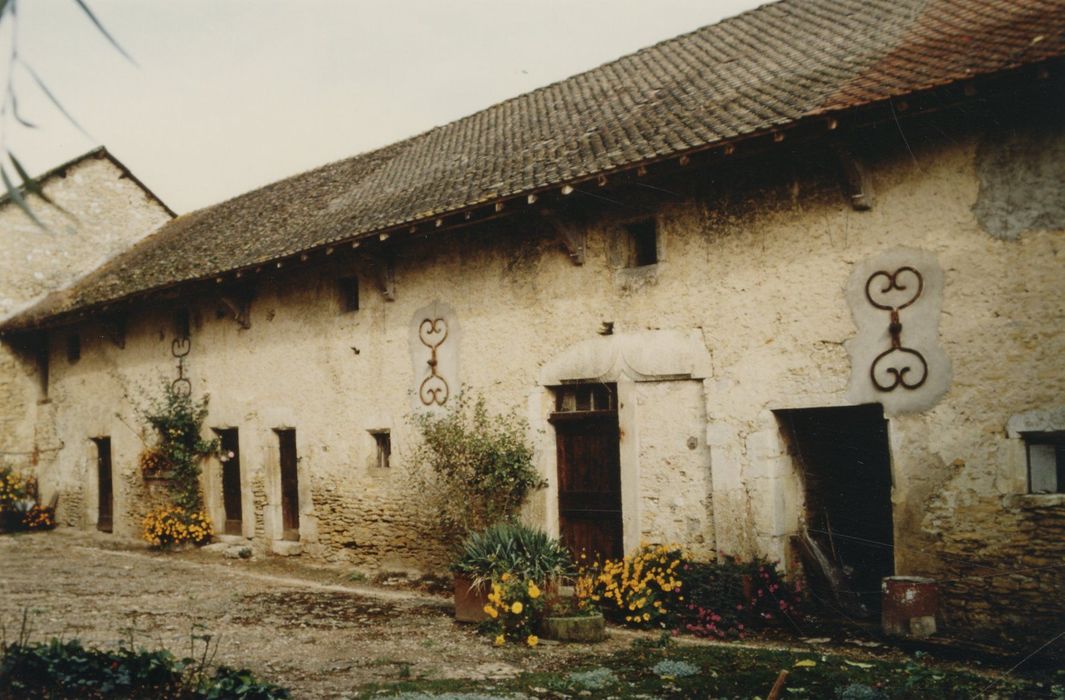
(277, 429, 300, 540)
(552, 410, 623, 560)
(218, 429, 243, 535)
(94, 437, 113, 533)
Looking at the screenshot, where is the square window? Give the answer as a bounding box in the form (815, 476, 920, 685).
(370, 430, 391, 469)
(623, 219, 658, 267)
(66, 334, 81, 364)
(1026, 432, 1065, 494)
(338, 276, 359, 313)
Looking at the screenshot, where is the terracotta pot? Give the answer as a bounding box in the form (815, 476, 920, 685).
(453, 574, 490, 623)
(541, 612, 606, 643)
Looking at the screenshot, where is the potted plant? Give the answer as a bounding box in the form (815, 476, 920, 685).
(451, 522, 572, 623)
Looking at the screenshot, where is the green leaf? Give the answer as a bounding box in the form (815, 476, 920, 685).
(70, 0, 137, 65)
(1, 162, 47, 230)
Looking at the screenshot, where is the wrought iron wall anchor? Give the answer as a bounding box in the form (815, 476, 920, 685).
(171, 336, 192, 397)
(865, 266, 928, 392)
(418, 318, 449, 406)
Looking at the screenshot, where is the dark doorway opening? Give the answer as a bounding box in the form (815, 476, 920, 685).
(92, 437, 113, 533)
(777, 404, 894, 613)
(550, 384, 623, 560)
(215, 428, 243, 536)
(275, 428, 300, 541)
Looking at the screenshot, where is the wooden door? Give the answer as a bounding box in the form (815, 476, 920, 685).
(218, 429, 243, 535)
(276, 429, 299, 540)
(551, 385, 622, 560)
(94, 437, 113, 533)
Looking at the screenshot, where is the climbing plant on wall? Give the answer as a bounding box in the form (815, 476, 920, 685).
(138, 381, 218, 512)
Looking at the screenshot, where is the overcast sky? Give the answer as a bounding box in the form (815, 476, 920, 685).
(3, 0, 763, 214)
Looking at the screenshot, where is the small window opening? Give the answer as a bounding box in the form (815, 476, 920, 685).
(371, 430, 391, 469)
(338, 276, 359, 312)
(66, 334, 81, 364)
(36, 336, 49, 398)
(174, 309, 191, 338)
(1026, 432, 1065, 494)
(624, 219, 658, 267)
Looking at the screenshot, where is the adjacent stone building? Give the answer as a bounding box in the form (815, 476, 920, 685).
(2, 0, 1063, 652)
(0, 148, 173, 485)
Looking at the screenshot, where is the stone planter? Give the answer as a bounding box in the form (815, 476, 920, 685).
(541, 612, 607, 643)
(453, 575, 490, 623)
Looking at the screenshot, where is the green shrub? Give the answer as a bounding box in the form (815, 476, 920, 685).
(138, 381, 219, 511)
(0, 638, 288, 699)
(409, 392, 546, 546)
(451, 522, 572, 585)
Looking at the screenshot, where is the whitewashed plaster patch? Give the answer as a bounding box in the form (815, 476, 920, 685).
(845, 247, 951, 415)
(408, 300, 460, 412)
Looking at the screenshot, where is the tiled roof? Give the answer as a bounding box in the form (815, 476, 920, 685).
(6, 0, 1064, 330)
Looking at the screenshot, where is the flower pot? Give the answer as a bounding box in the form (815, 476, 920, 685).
(541, 612, 607, 643)
(453, 575, 490, 623)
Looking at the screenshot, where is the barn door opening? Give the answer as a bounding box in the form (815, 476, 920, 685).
(92, 437, 113, 533)
(215, 428, 243, 536)
(275, 428, 300, 541)
(777, 404, 894, 613)
(550, 384, 623, 560)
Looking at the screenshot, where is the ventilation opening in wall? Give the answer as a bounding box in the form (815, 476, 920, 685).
(338, 276, 359, 312)
(174, 308, 191, 339)
(776, 403, 894, 616)
(66, 333, 80, 364)
(623, 218, 658, 268)
(370, 430, 391, 469)
(1026, 432, 1065, 494)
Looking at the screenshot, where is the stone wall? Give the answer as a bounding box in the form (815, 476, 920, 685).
(0, 151, 172, 484)
(930, 494, 1065, 648)
(20, 100, 1065, 650)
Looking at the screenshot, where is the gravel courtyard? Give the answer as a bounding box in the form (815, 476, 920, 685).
(0, 529, 634, 698)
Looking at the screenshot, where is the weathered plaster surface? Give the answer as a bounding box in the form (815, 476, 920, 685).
(0, 154, 171, 477)
(973, 110, 1065, 240)
(23, 113, 1065, 648)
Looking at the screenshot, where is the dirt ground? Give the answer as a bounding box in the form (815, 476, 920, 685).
(0, 529, 644, 698)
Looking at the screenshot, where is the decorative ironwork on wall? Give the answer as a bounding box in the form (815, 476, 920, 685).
(418, 317, 449, 406)
(171, 336, 192, 397)
(865, 267, 927, 392)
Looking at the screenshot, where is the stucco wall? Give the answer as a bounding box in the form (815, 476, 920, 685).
(0, 153, 172, 477)
(27, 106, 1065, 647)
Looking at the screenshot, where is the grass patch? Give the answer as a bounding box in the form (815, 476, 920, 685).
(362, 642, 1053, 699)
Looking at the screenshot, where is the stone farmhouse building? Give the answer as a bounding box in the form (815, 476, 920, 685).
(0, 148, 173, 483)
(2, 0, 1064, 649)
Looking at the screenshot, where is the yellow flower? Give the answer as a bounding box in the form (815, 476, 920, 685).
(494, 635, 505, 646)
(501, 573, 512, 582)
(483, 605, 498, 619)
(526, 634, 538, 647)
(511, 601, 523, 614)
(528, 582, 541, 599)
